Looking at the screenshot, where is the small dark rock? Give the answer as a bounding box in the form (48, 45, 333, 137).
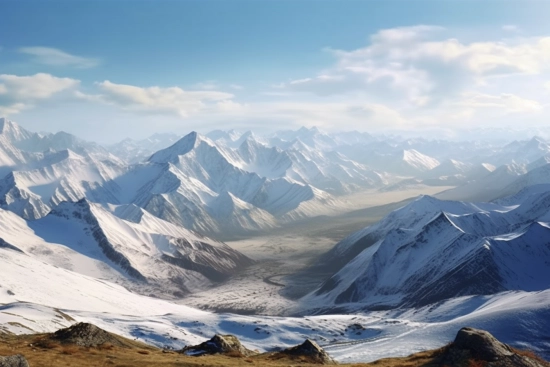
(179, 334, 257, 357)
(348, 323, 365, 331)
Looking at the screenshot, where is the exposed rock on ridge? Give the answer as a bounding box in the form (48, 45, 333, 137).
(180, 334, 257, 357)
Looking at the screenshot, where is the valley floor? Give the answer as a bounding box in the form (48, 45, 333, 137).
(181, 186, 452, 315)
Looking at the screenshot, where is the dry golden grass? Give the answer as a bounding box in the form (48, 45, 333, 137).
(346, 347, 446, 367)
(0, 332, 548, 367)
(511, 347, 549, 365)
(0, 332, 338, 367)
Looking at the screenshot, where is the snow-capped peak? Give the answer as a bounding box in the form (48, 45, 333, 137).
(148, 131, 214, 163)
(402, 149, 440, 171)
(0, 118, 36, 144)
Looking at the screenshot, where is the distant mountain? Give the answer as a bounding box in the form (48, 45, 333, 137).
(108, 133, 182, 163)
(495, 163, 550, 200)
(89, 132, 342, 235)
(385, 160, 496, 189)
(237, 136, 384, 194)
(269, 126, 340, 151)
(0, 148, 125, 219)
(304, 191, 550, 312)
(422, 159, 494, 180)
(436, 163, 527, 202)
(0, 118, 110, 158)
(360, 149, 440, 176)
(495, 137, 550, 165)
(2, 118, 550, 239)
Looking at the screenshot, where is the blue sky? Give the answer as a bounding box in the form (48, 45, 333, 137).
(1, 0, 550, 142)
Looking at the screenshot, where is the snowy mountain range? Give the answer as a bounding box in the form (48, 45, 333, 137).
(304, 185, 550, 312)
(1, 117, 550, 363)
(1, 116, 550, 236)
(2, 117, 550, 297)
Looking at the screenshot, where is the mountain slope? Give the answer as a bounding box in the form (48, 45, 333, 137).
(303, 191, 550, 312)
(0, 197, 253, 297)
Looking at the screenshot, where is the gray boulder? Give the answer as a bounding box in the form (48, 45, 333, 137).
(0, 355, 30, 367)
(280, 339, 337, 364)
(453, 327, 514, 361)
(443, 327, 548, 367)
(53, 322, 124, 347)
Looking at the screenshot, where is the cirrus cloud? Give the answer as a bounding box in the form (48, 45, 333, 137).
(18, 47, 100, 68)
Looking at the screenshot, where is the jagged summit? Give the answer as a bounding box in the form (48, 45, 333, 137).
(148, 131, 214, 163)
(0, 118, 35, 147)
(0, 118, 24, 134)
(205, 128, 241, 143)
(0, 117, 12, 131)
(237, 133, 265, 152)
(402, 149, 440, 171)
(297, 126, 321, 135)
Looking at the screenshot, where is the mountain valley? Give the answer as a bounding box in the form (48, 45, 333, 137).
(0, 118, 549, 364)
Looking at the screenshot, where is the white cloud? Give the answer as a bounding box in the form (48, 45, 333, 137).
(0, 73, 79, 99)
(459, 92, 542, 113)
(5, 26, 550, 136)
(284, 26, 550, 106)
(90, 80, 235, 117)
(0, 103, 26, 117)
(263, 25, 550, 131)
(0, 73, 80, 115)
(19, 47, 100, 68)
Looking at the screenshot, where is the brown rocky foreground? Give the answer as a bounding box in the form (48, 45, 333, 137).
(0, 323, 547, 367)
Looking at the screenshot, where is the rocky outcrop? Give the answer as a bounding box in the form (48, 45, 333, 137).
(452, 327, 513, 361)
(442, 327, 548, 367)
(0, 355, 29, 367)
(0, 238, 23, 253)
(52, 322, 127, 348)
(278, 339, 337, 364)
(180, 334, 257, 357)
